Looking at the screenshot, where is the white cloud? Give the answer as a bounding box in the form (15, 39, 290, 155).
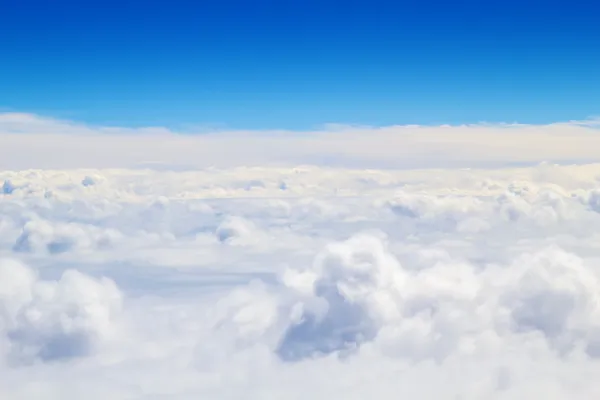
(0, 260, 122, 365)
(2, 113, 600, 169)
(3, 115, 600, 397)
(215, 216, 260, 243)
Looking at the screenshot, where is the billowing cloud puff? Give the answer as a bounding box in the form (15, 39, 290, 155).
(13, 219, 122, 254)
(498, 248, 600, 355)
(216, 216, 258, 243)
(277, 234, 405, 360)
(215, 235, 600, 369)
(0, 260, 123, 364)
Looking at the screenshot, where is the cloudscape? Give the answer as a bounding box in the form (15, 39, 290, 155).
(2, 0, 600, 398)
(1, 115, 600, 399)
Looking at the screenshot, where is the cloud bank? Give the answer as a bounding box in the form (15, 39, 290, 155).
(2, 112, 600, 169)
(2, 114, 600, 398)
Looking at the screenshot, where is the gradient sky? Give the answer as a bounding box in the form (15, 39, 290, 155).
(1, 0, 599, 130)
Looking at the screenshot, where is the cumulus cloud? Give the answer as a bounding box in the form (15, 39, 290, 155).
(0, 259, 122, 365)
(498, 248, 600, 355)
(276, 234, 406, 361)
(2, 154, 600, 397)
(216, 216, 259, 243)
(221, 234, 600, 364)
(13, 218, 122, 254)
(184, 231, 600, 398)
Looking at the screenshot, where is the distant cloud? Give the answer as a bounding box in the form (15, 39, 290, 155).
(2, 112, 600, 169)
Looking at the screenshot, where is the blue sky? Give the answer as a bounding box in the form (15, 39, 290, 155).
(1, 0, 599, 130)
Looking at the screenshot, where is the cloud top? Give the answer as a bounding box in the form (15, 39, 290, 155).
(2, 113, 600, 169)
(1, 134, 600, 397)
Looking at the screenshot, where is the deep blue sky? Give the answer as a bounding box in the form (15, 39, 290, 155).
(1, 0, 599, 130)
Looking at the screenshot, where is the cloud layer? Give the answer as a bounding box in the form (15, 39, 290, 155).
(3, 114, 600, 398)
(2, 113, 600, 169)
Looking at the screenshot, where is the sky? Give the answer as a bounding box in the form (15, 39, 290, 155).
(2, 0, 599, 130)
(6, 2, 600, 399)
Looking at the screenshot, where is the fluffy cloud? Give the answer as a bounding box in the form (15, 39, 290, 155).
(276, 234, 406, 361)
(1, 130, 600, 397)
(0, 260, 122, 365)
(216, 216, 260, 243)
(13, 219, 123, 254)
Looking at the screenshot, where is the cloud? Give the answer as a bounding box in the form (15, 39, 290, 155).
(2, 134, 600, 397)
(276, 233, 406, 361)
(2, 113, 600, 169)
(215, 216, 260, 243)
(0, 260, 122, 365)
(12, 218, 123, 254)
